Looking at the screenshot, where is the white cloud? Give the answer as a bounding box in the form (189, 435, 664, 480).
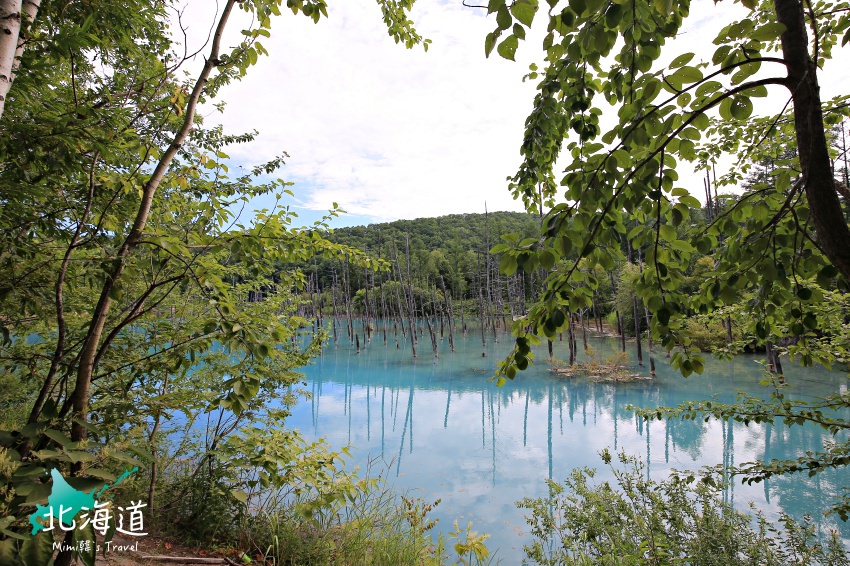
(198, 1, 542, 223)
(179, 1, 848, 226)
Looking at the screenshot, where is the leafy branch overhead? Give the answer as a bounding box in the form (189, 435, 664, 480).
(479, 0, 850, 518)
(479, 0, 850, 379)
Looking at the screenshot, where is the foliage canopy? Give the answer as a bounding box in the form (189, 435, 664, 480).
(483, 0, 850, 514)
(485, 0, 850, 372)
(0, 1, 427, 564)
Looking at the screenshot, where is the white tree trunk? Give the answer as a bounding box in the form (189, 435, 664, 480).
(0, 0, 39, 121)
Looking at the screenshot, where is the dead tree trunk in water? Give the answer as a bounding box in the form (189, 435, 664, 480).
(331, 271, 339, 344)
(478, 283, 487, 356)
(592, 294, 602, 333)
(766, 341, 785, 383)
(379, 275, 388, 346)
(580, 310, 588, 352)
(460, 288, 467, 334)
(424, 295, 439, 359)
(402, 237, 418, 358)
(391, 259, 408, 350)
(341, 258, 354, 342)
(632, 296, 643, 367)
(609, 271, 626, 352)
(637, 256, 655, 375)
(440, 276, 455, 352)
(431, 283, 444, 339)
(363, 251, 372, 344)
(643, 304, 656, 376)
(476, 251, 487, 355)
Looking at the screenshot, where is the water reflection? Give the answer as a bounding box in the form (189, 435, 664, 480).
(288, 330, 850, 562)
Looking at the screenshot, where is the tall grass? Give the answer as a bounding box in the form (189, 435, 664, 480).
(150, 452, 493, 565)
(240, 469, 492, 566)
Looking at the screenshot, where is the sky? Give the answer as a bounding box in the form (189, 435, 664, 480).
(175, 1, 842, 229)
(191, 0, 541, 227)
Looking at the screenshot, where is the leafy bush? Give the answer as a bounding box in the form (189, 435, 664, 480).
(518, 451, 848, 565)
(152, 431, 494, 566)
(239, 463, 493, 566)
(685, 318, 733, 353)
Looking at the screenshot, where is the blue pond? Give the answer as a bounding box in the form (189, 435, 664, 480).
(287, 324, 850, 563)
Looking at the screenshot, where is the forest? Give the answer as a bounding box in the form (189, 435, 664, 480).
(1, 0, 850, 564)
(298, 163, 848, 373)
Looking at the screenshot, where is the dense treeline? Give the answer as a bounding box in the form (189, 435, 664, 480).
(291, 211, 544, 358)
(296, 209, 683, 366)
(299, 169, 848, 376)
(307, 211, 539, 299)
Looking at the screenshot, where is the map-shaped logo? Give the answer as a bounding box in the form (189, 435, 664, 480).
(29, 467, 140, 535)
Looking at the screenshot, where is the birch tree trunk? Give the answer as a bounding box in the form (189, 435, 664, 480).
(0, 0, 39, 120)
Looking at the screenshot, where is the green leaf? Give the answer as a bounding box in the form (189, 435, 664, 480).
(672, 65, 703, 84)
(695, 80, 722, 98)
(497, 35, 519, 61)
(719, 97, 734, 120)
(500, 253, 518, 275)
(73, 522, 97, 566)
(556, 236, 572, 257)
(44, 428, 73, 448)
(659, 224, 677, 241)
(67, 450, 97, 464)
(670, 239, 694, 253)
(0, 539, 19, 566)
(568, 0, 586, 17)
(84, 468, 117, 482)
(20, 532, 53, 566)
(750, 22, 786, 41)
(679, 195, 701, 208)
(516, 354, 529, 370)
(496, 4, 512, 30)
(510, 0, 537, 27)
(488, 0, 506, 14)
(669, 52, 695, 68)
(730, 96, 753, 120)
(749, 84, 768, 97)
(604, 3, 623, 29)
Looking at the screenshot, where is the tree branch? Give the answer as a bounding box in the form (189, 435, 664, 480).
(67, 0, 239, 447)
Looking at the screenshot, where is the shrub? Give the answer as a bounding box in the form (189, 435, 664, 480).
(518, 451, 848, 565)
(685, 319, 734, 353)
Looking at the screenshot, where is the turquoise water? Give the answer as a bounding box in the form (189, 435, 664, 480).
(288, 324, 850, 563)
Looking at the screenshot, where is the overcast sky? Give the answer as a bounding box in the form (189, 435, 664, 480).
(178, 1, 840, 229)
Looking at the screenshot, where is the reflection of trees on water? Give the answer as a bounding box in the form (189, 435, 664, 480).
(302, 333, 850, 542)
(664, 417, 707, 460)
(757, 420, 850, 539)
(307, 359, 698, 482)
